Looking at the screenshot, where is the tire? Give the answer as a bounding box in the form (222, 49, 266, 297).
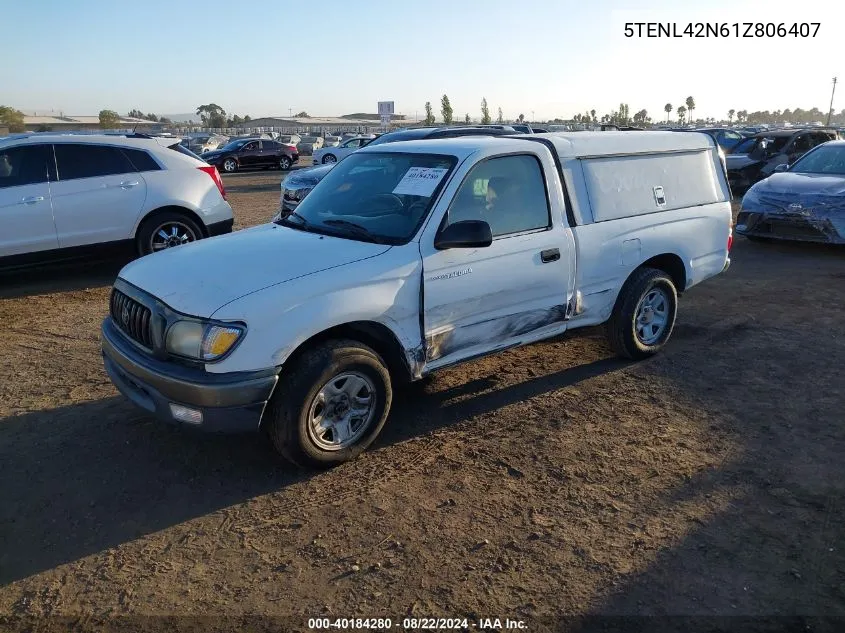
(264, 339, 393, 468)
(606, 267, 678, 360)
(222, 157, 238, 173)
(136, 211, 204, 256)
(322, 154, 337, 165)
(279, 156, 292, 171)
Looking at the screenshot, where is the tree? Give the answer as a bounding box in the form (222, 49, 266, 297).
(685, 96, 696, 124)
(518, 113, 525, 123)
(590, 109, 596, 123)
(0, 105, 26, 132)
(496, 106, 503, 124)
(465, 113, 471, 124)
(145, 113, 159, 122)
(441, 94, 453, 125)
(243, 115, 252, 122)
(677, 105, 687, 124)
(736, 110, 747, 123)
(231, 114, 243, 125)
(196, 103, 227, 128)
(99, 109, 120, 129)
(664, 103, 673, 123)
(295, 111, 309, 118)
(159, 117, 173, 125)
(480, 98, 491, 125)
(127, 109, 144, 119)
(633, 109, 648, 124)
(424, 102, 435, 125)
(728, 109, 735, 123)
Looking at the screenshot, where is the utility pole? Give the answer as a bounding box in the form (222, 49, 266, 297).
(827, 77, 837, 126)
(289, 107, 293, 118)
(532, 110, 535, 122)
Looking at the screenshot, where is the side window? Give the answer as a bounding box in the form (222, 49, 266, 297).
(243, 141, 258, 151)
(120, 148, 161, 172)
(444, 154, 550, 238)
(791, 135, 812, 153)
(343, 139, 361, 148)
(0, 145, 52, 189)
(55, 144, 136, 180)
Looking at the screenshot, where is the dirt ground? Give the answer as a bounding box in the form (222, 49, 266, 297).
(1, 168, 844, 632)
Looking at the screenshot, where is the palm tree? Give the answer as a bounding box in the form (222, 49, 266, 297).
(685, 96, 695, 125)
(728, 109, 735, 124)
(677, 105, 687, 125)
(590, 109, 596, 122)
(664, 103, 672, 123)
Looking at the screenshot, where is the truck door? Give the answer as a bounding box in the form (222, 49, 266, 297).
(420, 152, 573, 370)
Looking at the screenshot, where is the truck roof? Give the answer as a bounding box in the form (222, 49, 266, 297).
(357, 131, 717, 160)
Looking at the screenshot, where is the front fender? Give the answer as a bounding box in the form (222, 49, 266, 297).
(205, 247, 423, 374)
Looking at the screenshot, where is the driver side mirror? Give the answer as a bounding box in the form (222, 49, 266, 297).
(774, 163, 789, 173)
(434, 220, 493, 250)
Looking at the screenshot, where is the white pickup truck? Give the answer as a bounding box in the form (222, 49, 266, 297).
(101, 132, 733, 467)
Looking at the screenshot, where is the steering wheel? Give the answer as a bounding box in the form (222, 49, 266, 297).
(364, 193, 404, 215)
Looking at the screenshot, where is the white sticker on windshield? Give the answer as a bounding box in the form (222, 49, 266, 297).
(392, 167, 448, 197)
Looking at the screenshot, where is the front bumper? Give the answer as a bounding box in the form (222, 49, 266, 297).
(736, 210, 845, 244)
(101, 317, 278, 433)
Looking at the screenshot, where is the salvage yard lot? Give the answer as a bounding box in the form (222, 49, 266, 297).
(1, 169, 844, 625)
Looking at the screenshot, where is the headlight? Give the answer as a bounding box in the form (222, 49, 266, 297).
(166, 321, 244, 361)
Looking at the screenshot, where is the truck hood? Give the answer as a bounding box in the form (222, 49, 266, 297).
(117, 224, 392, 317)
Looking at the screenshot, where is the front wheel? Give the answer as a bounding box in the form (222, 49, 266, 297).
(606, 267, 678, 360)
(264, 340, 392, 468)
(322, 154, 337, 164)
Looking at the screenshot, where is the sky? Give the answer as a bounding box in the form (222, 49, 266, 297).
(1, 0, 841, 122)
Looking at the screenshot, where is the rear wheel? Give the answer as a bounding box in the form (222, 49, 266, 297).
(264, 340, 392, 468)
(606, 267, 678, 360)
(222, 158, 238, 173)
(136, 211, 203, 256)
(279, 156, 292, 170)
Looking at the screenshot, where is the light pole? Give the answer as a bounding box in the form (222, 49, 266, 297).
(289, 107, 293, 118)
(532, 110, 535, 122)
(827, 77, 837, 126)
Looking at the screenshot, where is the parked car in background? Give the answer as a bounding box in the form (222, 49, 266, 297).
(727, 129, 838, 193)
(276, 126, 521, 216)
(202, 137, 299, 173)
(297, 136, 324, 155)
(181, 133, 228, 155)
(277, 134, 301, 152)
(674, 128, 745, 153)
(323, 135, 342, 147)
(736, 140, 845, 244)
(0, 133, 232, 268)
(312, 135, 375, 165)
(227, 133, 273, 143)
(101, 131, 731, 467)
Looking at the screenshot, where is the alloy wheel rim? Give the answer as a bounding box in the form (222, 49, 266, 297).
(635, 287, 670, 345)
(307, 371, 377, 451)
(150, 222, 198, 252)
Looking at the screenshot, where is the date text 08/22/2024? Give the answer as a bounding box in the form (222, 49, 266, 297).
(624, 22, 820, 38)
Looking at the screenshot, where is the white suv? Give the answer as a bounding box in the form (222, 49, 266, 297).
(0, 133, 234, 269)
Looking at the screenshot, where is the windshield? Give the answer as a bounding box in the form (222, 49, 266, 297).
(301, 136, 318, 143)
(221, 139, 249, 150)
(788, 144, 845, 175)
(277, 152, 457, 244)
(732, 137, 756, 154)
(749, 136, 789, 160)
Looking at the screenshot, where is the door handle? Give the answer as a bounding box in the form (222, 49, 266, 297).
(119, 181, 140, 188)
(19, 196, 45, 204)
(540, 248, 560, 263)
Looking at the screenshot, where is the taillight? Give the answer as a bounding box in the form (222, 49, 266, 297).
(727, 229, 733, 251)
(199, 165, 227, 200)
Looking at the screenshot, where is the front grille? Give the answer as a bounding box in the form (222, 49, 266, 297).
(110, 289, 153, 348)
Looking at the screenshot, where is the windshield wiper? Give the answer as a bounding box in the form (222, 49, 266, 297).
(322, 219, 375, 236)
(276, 210, 310, 227)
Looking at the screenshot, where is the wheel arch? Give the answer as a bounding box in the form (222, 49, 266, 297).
(638, 252, 688, 293)
(134, 205, 209, 239)
(278, 320, 415, 386)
